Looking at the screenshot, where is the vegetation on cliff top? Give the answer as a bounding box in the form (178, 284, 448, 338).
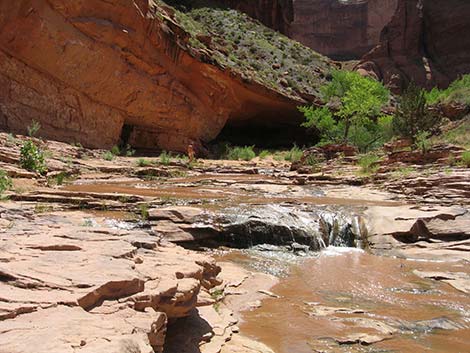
(154, 0, 331, 99)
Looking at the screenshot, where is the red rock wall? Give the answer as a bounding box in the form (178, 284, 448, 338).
(357, 0, 470, 92)
(218, 0, 397, 60)
(0, 0, 309, 151)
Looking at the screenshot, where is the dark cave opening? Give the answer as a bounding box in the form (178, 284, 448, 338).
(212, 122, 317, 149)
(119, 124, 134, 148)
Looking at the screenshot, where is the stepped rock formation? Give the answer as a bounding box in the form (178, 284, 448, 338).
(357, 0, 470, 92)
(219, 0, 397, 59)
(0, 0, 329, 152)
(0, 205, 221, 353)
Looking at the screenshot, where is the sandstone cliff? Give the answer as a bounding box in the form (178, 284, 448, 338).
(357, 0, 470, 92)
(217, 0, 397, 60)
(0, 0, 331, 152)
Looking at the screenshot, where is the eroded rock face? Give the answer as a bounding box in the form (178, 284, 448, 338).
(0, 205, 221, 352)
(0, 0, 319, 152)
(219, 0, 397, 60)
(357, 0, 470, 92)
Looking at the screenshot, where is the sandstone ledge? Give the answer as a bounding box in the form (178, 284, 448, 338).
(0, 204, 221, 353)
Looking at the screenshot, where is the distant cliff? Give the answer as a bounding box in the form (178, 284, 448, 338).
(218, 0, 397, 60)
(357, 0, 470, 92)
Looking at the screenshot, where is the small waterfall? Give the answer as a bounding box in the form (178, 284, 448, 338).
(217, 204, 367, 251)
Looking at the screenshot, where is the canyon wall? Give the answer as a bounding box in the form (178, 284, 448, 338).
(218, 0, 397, 60)
(0, 0, 320, 152)
(357, 0, 470, 92)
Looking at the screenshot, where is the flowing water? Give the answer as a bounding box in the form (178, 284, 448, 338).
(221, 249, 470, 353)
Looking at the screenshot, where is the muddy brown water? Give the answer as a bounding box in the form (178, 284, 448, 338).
(221, 249, 470, 353)
(63, 181, 400, 207)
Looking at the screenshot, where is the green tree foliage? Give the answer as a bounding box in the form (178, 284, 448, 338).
(299, 70, 390, 152)
(393, 82, 441, 143)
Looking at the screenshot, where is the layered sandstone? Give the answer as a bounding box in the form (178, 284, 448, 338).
(0, 1, 329, 152)
(357, 0, 470, 92)
(0, 205, 221, 353)
(218, 0, 397, 60)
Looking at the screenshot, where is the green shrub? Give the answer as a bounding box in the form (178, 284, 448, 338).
(110, 145, 120, 155)
(284, 145, 303, 162)
(47, 172, 73, 186)
(0, 170, 12, 196)
(432, 118, 470, 148)
(460, 151, 470, 168)
(54, 172, 65, 186)
(393, 83, 441, 144)
(137, 158, 152, 167)
(226, 146, 256, 161)
(159, 151, 171, 165)
(415, 131, 432, 154)
(138, 203, 149, 220)
(102, 151, 115, 161)
(300, 70, 390, 152)
(357, 154, 380, 174)
(166, 4, 331, 98)
(20, 140, 47, 174)
(259, 150, 270, 159)
(123, 144, 135, 157)
(27, 120, 41, 137)
(304, 154, 319, 166)
(425, 74, 470, 105)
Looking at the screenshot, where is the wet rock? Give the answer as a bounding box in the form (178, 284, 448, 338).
(413, 271, 470, 294)
(305, 303, 366, 317)
(400, 316, 465, 333)
(335, 333, 390, 346)
(217, 205, 363, 250)
(149, 206, 209, 223)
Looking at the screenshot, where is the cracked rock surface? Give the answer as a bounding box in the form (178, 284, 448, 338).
(0, 203, 221, 353)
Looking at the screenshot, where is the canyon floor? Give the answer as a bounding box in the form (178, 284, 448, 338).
(0, 132, 469, 353)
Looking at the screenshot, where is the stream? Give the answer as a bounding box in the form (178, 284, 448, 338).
(63, 174, 470, 352)
(220, 248, 470, 353)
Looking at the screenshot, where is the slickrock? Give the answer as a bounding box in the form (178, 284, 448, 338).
(0, 204, 221, 352)
(365, 205, 470, 261)
(381, 170, 470, 206)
